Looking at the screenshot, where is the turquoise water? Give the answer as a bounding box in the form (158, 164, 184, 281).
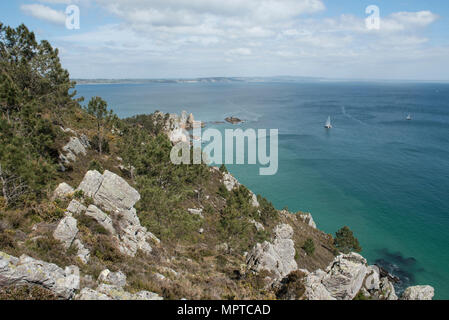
(76, 82, 449, 299)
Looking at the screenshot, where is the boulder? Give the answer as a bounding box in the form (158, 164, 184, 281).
(187, 208, 204, 218)
(73, 239, 90, 264)
(53, 216, 78, 249)
(363, 265, 380, 291)
(77, 170, 103, 198)
(302, 269, 336, 300)
(249, 219, 265, 232)
(94, 170, 141, 212)
(401, 285, 434, 300)
(0, 251, 79, 299)
(85, 205, 116, 235)
(250, 193, 260, 208)
(52, 182, 74, 201)
(60, 136, 87, 165)
(321, 253, 368, 300)
(274, 224, 294, 239)
(378, 277, 398, 300)
(246, 224, 297, 281)
(95, 284, 163, 300)
(223, 172, 240, 191)
(298, 213, 317, 229)
(76, 287, 111, 300)
(77, 170, 157, 257)
(66, 200, 87, 215)
(302, 253, 369, 300)
(98, 269, 127, 288)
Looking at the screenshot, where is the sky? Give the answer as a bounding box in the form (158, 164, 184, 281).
(1, 0, 449, 80)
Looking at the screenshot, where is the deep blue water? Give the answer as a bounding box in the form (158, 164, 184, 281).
(76, 81, 449, 299)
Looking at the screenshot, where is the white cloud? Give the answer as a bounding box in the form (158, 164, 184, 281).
(46, 1, 446, 80)
(227, 48, 252, 56)
(21, 4, 66, 25)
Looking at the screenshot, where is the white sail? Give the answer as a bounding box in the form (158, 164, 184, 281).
(325, 116, 331, 128)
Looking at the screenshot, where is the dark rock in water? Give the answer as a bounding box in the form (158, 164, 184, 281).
(375, 264, 400, 283)
(225, 116, 243, 124)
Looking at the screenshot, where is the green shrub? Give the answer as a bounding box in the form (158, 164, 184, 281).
(334, 226, 362, 254)
(302, 238, 315, 256)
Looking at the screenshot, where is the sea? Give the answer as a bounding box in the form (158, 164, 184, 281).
(75, 81, 449, 299)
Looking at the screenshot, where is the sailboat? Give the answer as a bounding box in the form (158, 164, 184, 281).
(406, 114, 412, 121)
(324, 116, 332, 129)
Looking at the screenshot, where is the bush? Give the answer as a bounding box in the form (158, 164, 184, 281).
(302, 238, 315, 256)
(219, 164, 228, 173)
(334, 226, 362, 254)
(88, 160, 104, 173)
(276, 270, 306, 300)
(91, 135, 110, 154)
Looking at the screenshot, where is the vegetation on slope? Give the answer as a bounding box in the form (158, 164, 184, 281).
(0, 23, 361, 300)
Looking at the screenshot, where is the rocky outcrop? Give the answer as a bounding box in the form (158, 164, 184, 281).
(76, 269, 162, 300)
(98, 269, 127, 288)
(223, 172, 240, 192)
(52, 182, 74, 201)
(73, 239, 90, 264)
(85, 205, 116, 235)
(53, 216, 78, 249)
(298, 212, 317, 229)
(249, 219, 265, 232)
(401, 285, 434, 300)
(77, 284, 163, 301)
(77, 170, 159, 257)
(246, 224, 297, 281)
(59, 132, 90, 166)
(187, 208, 204, 218)
(66, 199, 87, 215)
(301, 253, 402, 300)
(0, 251, 79, 299)
(320, 253, 368, 300)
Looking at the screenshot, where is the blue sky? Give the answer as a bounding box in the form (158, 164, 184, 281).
(1, 0, 448, 80)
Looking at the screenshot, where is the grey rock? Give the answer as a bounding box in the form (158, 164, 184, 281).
(274, 224, 294, 239)
(94, 170, 141, 212)
(298, 212, 317, 229)
(77, 170, 103, 198)
(98, 269, 127, 288)
(250, 193, 260, 208)
(95, 284, 163, 300)
(364, 265, 380, 291)
(77, 170, 158, 257)
(53, 216, 78, 249)
(66, 200, 87, 215)
(85, 205, 116, 235)
(321, 253, 368, 300)
(223, 172, 240, 191)
(187, 208, 204, 218)
(0, 251, 79, 299)
(52, 182, 74, 201)
(303, 253, 369, 300)
(60, 136, 87, 164)
(401, 285, 434, 300)
(73, 239, 90, 264)
(246, 224, 297, 281)
(249, 219, 265, 232)
(76, 287, 111, 300)
(379, 277, 398, 300)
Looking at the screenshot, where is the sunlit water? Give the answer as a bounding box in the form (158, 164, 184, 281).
(76, 81, 449, 299)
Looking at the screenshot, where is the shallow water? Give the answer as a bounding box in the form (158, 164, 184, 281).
(76, 81, 449, 299)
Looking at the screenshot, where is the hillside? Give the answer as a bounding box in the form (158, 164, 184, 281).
(0, 23, 434, 300)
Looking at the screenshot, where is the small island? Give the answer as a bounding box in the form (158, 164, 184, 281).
(225, 116, 243, 124)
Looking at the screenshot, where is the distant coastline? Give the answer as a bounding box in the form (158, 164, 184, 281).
(73, 77, 449, 85)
